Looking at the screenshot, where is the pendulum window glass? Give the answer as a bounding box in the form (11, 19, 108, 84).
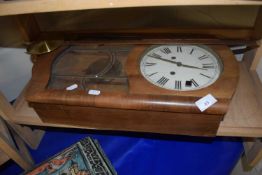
(48, 45, 131, 92)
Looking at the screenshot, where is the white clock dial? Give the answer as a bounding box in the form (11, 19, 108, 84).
(140, 45, 223, 91)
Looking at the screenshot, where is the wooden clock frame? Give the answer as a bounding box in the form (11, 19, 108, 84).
(25, 41, 239, 136)
(126, 44, 238, 98)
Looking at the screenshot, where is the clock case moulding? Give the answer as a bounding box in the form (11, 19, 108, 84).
(25, 41, 239, 137)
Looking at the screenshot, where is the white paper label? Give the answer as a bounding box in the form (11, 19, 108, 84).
(66, 84, 78, 91)
(195, 94, 217, 112)
(88, 89, 101, 95)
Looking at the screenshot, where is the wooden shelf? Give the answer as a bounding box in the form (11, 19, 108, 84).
(2, 1, 261, 136)
(9, 60, 262, 137)
(218, 61, 262, 137)
(0, 0, 262, 16)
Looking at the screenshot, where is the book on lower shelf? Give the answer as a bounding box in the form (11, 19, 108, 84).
(24, 137, 117, 175)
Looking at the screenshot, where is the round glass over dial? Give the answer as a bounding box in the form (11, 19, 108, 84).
(140, 45, 223, 91)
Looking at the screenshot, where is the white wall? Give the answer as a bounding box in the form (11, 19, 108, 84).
(0, 48, 32, 101)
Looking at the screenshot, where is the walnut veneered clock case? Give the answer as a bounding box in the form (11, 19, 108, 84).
(25, 41, 239, 136)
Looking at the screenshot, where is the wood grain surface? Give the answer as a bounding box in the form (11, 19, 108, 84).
(31, 103, 222, 136)
(0, 0, 262, 16)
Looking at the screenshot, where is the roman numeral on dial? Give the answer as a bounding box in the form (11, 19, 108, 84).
(177, 46, 182, 53)
(202, 63, 215, 69)
(157, 76, 169, 86)
(174, 80, 182, 90)
(198, 55, 208, 60)
(200, 73, 211, 79)
(148, 53, 161, 59)
(191, 79, 199, 87)
(190, 48, 194, 55)
(145, 62, 156, 66)
(161, 47, 171, 54)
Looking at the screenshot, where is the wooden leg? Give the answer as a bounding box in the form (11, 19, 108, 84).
(9, 124, 45, 149)
(0, 117, 11, 165)
(0, 136, 33, 170)
(242, 138, 262, 170)
(0, 91, 45, 149)
(0, 119, 34, 170)
(10, 127, 34, 165)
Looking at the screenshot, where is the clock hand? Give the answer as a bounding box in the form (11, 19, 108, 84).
(148, 55, 207, 70)
(148, 55, 178, 64)
(178, 63, 207, 70)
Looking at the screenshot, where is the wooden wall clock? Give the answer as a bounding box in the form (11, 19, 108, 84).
(25, 41, 239, 136)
